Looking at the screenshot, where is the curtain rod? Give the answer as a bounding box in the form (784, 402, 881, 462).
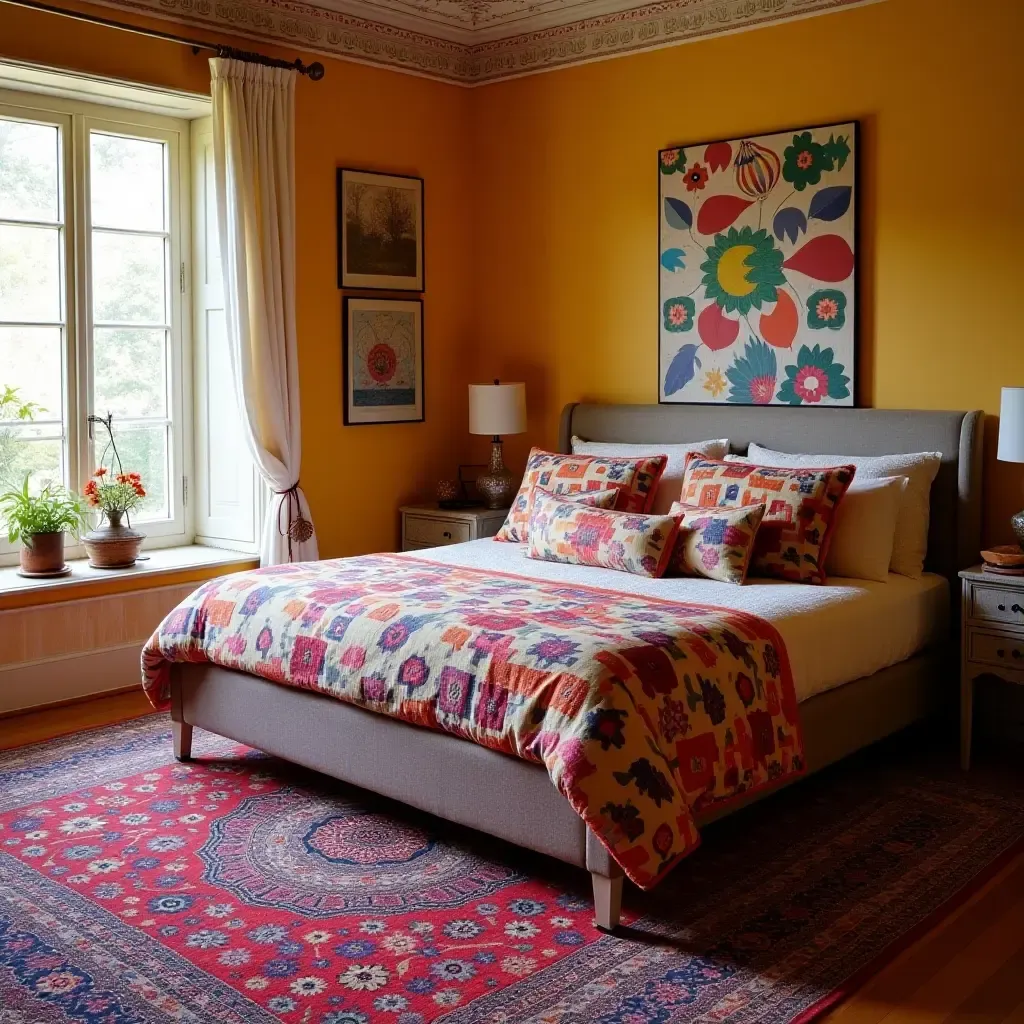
(0, 0, 326, 79)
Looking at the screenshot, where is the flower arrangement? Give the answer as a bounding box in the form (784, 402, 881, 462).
(83, 467, 147, 518)
(83, 413, 146, 524)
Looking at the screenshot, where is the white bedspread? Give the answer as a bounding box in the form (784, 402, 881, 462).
(411, 539, 949, 703)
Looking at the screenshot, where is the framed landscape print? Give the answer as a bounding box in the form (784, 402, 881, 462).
(343, 297, 424, 425)
(658, 121, 857, 406)
(338, 169, 424, 291)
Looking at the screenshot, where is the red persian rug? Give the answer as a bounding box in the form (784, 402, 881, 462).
(1, 716, 1022, 1024)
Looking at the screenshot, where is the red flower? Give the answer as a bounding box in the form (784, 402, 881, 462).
(684, 162, 709, 192)
(750, 375, 776, 404)
(793, 365, 827, 404)
(704, 141, 732, 172)
(93, 467, 107, 478)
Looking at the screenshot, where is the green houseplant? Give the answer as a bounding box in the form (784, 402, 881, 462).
(0, 477, 87, 576)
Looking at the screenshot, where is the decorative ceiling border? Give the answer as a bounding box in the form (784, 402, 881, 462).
(84, 0, 880, 84)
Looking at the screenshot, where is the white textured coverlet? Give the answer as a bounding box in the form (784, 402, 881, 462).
(414, 539, 949, 702)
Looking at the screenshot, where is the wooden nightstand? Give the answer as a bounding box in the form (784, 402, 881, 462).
(959, 565, 1024, 769)
(400, 504, 509, 552)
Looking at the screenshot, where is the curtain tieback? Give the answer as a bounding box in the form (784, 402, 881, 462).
(275, 482, 314, 560)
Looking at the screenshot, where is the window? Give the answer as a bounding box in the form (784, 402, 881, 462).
(0, 76, 259, 565)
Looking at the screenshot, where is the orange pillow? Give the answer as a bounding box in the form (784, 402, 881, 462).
(679, 454, 855, 584)
(495, 448, 667, 543)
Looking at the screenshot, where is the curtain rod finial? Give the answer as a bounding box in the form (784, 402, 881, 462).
(307, 62, 325, 80)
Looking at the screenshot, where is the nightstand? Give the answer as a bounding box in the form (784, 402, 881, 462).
(400, 504, 509, 552)
(959, 565, 1024, 769)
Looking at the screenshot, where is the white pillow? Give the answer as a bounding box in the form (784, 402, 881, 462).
(571, 436, 729, 515)
(745, 443, 942, 578)
(825, 476, 907, 582)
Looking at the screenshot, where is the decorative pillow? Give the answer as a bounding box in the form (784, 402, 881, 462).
(746, 443, 941, 578)
(526, 484, 619, 524)
(571, 436, 729, 515)
(495, 448, 667, 543)
(666, 502, 766, 584)
(526, 491, 679, 578)
(680, 454, 855, 585)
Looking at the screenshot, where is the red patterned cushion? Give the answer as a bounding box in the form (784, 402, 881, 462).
(679, 454, 855, 584)
(667, 502, 766, 584)
(495, 448, 667, 543)
(526, 491, 679, 577)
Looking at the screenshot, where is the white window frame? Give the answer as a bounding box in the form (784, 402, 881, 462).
(0, 88, 193, 563)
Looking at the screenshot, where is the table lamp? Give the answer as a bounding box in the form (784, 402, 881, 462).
(469, 380, 526, 508)
(998, 386, 1024, 547)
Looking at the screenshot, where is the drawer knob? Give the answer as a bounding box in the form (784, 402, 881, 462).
(1015, 650, 1022, 660)
(998, 648, 1006, 658)
(1014, 604, 1024, 615)
(443, 531, 452, 540)
(999, 604, 1005, 611)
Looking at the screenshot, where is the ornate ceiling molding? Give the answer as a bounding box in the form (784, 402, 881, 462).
(88, 0, 880, 84)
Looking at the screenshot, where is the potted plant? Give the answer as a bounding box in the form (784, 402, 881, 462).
(81, 412, 148, 569)
(0, 477, 87, 577)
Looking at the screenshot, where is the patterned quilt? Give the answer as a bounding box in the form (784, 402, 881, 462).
(142, 554, 804, 888)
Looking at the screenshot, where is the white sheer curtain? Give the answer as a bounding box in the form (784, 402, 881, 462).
(210, 57, 318, 565)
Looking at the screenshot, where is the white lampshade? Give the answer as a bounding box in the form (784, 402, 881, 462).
(998, 387, 1024, 463)
(468, 381, 526, 436)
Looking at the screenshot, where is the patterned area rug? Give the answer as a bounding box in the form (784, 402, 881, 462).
(1, 715, 1022, 1024)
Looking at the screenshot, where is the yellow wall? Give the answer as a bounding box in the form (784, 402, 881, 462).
(3, 0, 1023, 557)
(470, 0, 1024, 545)
(0, 1, 476, 560)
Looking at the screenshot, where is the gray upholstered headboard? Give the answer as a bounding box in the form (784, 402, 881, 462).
(559, 403, 984, 587)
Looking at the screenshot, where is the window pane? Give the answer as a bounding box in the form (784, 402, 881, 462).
(0, 430, 62, 494)
(0, 119, 59, 222)
(92, 231, 165, 324)
(90, 133, 165, 232)
(0, 223, 61, 322)
(107, 423, 168, 521)
(93, 328, 166, 418)
(0, 326, 62, 417)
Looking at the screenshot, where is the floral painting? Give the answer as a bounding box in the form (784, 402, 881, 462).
(659, 122, 857, 406)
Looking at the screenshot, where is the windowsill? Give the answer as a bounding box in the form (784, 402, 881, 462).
(0, 545, 258, 608)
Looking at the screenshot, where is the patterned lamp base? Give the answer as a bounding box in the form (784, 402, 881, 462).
(477, 439, 515, 509)
(1013, 510, 1024, 548)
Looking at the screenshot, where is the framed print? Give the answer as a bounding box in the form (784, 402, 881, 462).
(658, 121, 857, 406)
(338, 168, 424, 291)
(343, 297, 424, 425)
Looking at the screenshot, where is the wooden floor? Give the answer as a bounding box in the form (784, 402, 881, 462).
(2, 692, 1023, 1023)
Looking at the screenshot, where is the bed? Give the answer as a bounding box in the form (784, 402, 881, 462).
(161, 403, 983, 931)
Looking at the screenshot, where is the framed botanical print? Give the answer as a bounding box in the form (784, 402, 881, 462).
(343, 297, 424, 425)
(658, 121, 857, 406)
(337, 169, 424, 291)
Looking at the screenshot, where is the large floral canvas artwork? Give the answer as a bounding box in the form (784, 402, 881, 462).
(659, 122, 857, 406)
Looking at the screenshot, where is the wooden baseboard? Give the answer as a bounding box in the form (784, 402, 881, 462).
(0, 682, 140, 720)
(0, 643, 146, 716)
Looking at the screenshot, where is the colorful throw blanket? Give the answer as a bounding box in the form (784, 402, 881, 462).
(142, 555, 804, 888)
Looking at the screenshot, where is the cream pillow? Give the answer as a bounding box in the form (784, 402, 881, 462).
(571, 436, 729, 515)
(745, 443, 942, 578)
(825, 476, 907, 582)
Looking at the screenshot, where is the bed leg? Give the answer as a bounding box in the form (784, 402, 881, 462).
(592, 871, 623, 933)
(172, 720, 193, 762)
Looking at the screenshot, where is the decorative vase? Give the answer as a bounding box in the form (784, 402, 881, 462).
(19, 531, 66, 576)
(83, 510, 145, 569)
(476, 439, 514, 510)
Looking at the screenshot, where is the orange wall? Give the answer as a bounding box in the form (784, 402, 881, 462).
(0, 1, 476, 559)
(470, 0, 1024, 545)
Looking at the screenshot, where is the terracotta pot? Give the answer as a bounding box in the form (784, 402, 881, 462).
(19, 531, 66, 574)
(83, 510, 145, 569)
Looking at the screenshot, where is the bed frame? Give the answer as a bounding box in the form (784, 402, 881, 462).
(170, 404, 983, 931)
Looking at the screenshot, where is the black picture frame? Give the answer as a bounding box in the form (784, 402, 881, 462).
(343, 296, 425, 426)
(337, 168, 424, 292)
(657, 119, 860, 408)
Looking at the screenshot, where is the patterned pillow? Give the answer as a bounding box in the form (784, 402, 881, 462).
(525, 484, 619, 531)
(495, 448, 667, 543)
(526, 490, 679, 577)
(680, 454, 855, 584)
(667, 502, 766, 584)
